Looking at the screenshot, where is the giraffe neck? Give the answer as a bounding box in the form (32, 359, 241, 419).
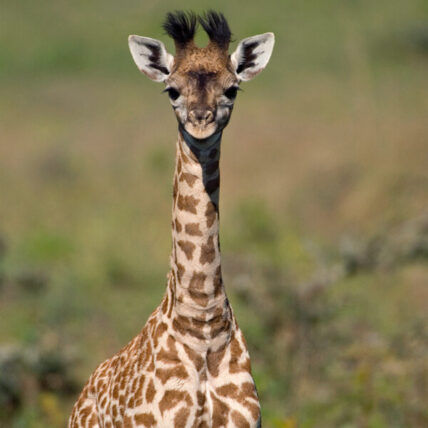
(167, 129, 232, 351)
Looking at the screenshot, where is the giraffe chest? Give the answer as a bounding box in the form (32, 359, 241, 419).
(92, 330, 260, 427)
(108, 372, 260, 428)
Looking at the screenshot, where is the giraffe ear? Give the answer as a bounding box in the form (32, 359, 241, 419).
(128, 35, 174, 82)
(230, 32, 275, 81)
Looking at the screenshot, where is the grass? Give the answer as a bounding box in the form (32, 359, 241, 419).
(1, 0, 428, 426)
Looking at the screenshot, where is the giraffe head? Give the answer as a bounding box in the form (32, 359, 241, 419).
(128, 11, 275, 140)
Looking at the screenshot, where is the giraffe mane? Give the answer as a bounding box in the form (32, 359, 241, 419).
(163, 11, 198, 47)
(163, 10, 232, 51)
(199, 11, 232, 49)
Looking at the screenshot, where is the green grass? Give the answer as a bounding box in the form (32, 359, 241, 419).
(1, 0, 428, 426)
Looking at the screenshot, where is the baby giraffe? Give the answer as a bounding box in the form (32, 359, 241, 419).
(69, 11, 274, 428)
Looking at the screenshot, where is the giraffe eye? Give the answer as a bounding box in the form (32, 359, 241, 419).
(224, 86, 239, 100)
(164, 87, 180, 101)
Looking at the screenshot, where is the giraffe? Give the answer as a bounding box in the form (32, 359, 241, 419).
(69, 11, 274, 428)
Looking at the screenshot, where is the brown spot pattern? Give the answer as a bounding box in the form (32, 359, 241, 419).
(200, 235, 216, 264)
(189, 271, 207, 290)
(173, 177, 178, 203)
(172, 316, 206, 340)
(205, 201, 217, 228)
(159, 390, 192, 415)
(134, 412, 156, 427)
(145, 379, 155, 403)
(180, 172, 198, 187)
(213, 265, 223, 296)
(174, 218, 182, 233)
(177, 194, 200, 214)
(185, 222, 203, 236)
(207, 345, 226, 377)
(189, 289, 209, 307)
(184, 345, 204, 372)
(176, 263, 185, 282)
(231, 410, 251, 428)
(174, 407, 190, 427)
(153, 322, 168, 348)
(156, 365, 189, 384)
(178, 240, 196, 260)
(211, 394, 229, 428)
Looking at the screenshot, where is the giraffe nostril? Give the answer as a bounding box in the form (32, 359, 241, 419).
(204, 111, 214, 122)
(190, 109, 214, 124)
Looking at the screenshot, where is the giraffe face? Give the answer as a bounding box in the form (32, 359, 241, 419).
(128, 12, 275, 141)
(164, 48, 239, 139)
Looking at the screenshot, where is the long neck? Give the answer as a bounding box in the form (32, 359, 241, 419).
(166, 129, 232, 350)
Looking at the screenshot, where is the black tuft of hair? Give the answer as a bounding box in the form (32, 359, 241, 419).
(199, 11, 232, 48)
(163, 11, 197, 46)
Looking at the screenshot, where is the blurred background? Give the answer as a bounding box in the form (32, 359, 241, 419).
(1, 0, 428, 426)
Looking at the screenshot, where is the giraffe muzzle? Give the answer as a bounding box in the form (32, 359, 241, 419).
(189, 109, 215, 126)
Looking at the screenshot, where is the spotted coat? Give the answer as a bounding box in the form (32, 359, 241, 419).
(69, 135, 261, 428)
(69, 10, 275, 427)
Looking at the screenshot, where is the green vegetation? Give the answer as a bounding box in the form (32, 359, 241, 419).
(1, 0, 428, 426)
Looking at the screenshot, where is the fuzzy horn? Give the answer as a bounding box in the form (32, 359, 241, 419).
(199, 11, 232, 50)
(163, 11, 198, 52)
